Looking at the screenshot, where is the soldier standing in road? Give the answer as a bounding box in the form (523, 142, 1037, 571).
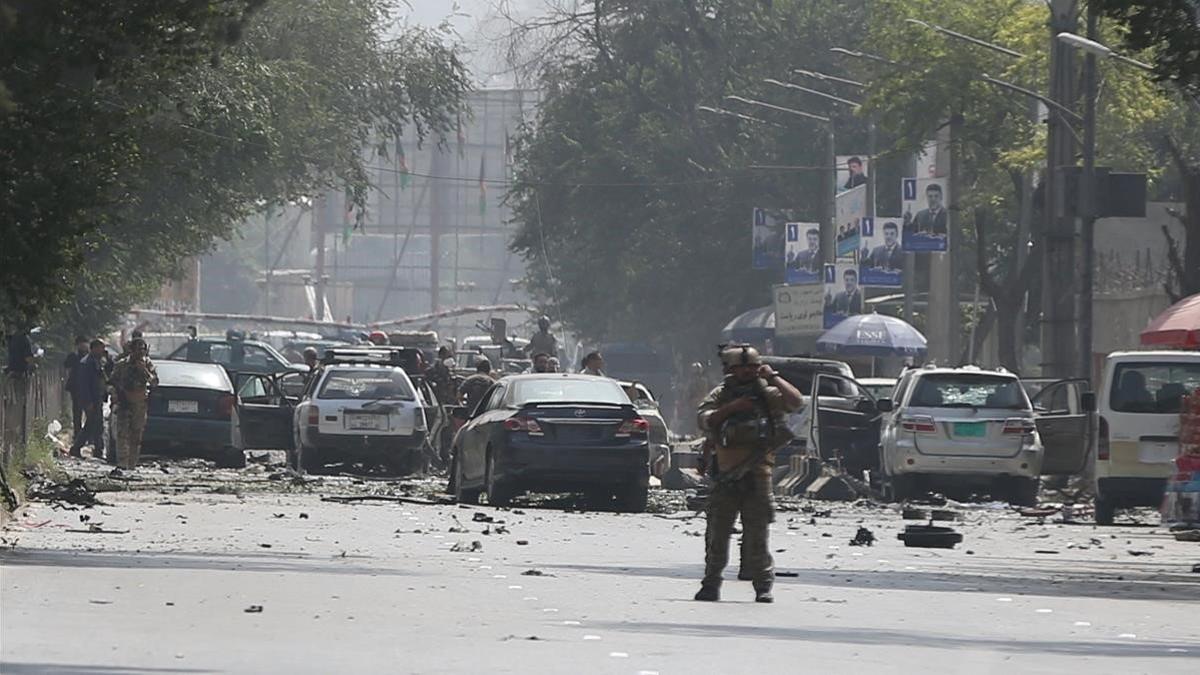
(458, 358, 496, 413)
(526, 316, 558, 360)
(110, 338, 158, 472)
(426, 345, 457, 403)
(694, 345, 802, 603)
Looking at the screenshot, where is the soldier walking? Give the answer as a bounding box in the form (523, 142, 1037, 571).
(110, 338, 158, 471)
(694, 345, 802, 603)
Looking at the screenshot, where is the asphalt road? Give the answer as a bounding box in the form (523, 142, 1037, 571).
(2, 457, 1198, 674)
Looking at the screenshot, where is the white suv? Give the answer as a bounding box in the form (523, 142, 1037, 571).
(877, 366, 1043, 505)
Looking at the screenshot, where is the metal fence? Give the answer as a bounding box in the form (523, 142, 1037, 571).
(1, 370, 66, 468)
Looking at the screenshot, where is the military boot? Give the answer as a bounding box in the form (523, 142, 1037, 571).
(693, 584, 720, 602)
(754, 585, 774, 603)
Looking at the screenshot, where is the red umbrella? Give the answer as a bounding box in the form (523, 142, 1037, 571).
(1140, 293, 1200, 349)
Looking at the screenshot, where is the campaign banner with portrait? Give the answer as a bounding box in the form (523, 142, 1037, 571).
(752, 207, 785, 270)
(835, 184, 867, 260)
(823, 262, 865, 329)
(784, 221, 822, 284)
(858, 215, 904, 288)
(901, 177, 950, 252)
(773, 284, 825, 337)
(836, 155, 869, 194)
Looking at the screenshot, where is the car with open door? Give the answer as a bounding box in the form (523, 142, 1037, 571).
(168, 334, 308, 378)
(870, 366, 1043, 505)
(806, 372, 885, 480)
(231, 368, 306, 464)
(619, 380, 672, 478)
(112, 360, 242, 468)
(451, 374, 651, 512)
(1030, 378, 1094, 478)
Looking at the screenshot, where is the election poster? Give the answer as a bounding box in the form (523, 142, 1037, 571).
(823, 262, 865, 329)
(835, 184, 867, 260)
(858, 215, 904, 288)
(784, 221, 822, 284)
(773, 284, 825, 337)
(901, 177, 949, 252)
(751, 207, 786, 270)
(836, 155, 869, 194)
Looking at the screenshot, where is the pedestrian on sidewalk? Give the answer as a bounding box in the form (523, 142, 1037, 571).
(693, 345, 802, 603)
(63, 336, 89, 439)
(110, 338, 158, 471)
(69, 339, 109, 458)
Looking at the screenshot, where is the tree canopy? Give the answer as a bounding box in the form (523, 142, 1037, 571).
(0, 0, 469, 339)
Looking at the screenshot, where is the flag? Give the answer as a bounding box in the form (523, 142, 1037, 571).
(478, 152, 487, 216)
(396, 136, 410, 189)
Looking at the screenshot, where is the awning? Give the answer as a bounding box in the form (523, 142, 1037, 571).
(720, 305, 775, 344)
(1140, 293, 1200, 349)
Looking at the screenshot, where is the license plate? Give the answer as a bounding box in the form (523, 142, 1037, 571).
(346, 414, 387, 431)
(953, 422, 987, 438)
(167, 400, 199, 414)
(1139, 442, 1178, 463)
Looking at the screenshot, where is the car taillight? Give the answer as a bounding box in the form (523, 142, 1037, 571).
(217, 393, 234, 418)
(1098, 415, 1110, 460)
(616, 417, 650, 437)
(901, 415, 936, 433)
(503, 416, 543, 435)
(307, 405, 320, 427)
(1002, 418, 1036, 435)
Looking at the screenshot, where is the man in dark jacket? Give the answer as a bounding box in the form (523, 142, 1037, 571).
(69, 339, 109, 457)
(63, 336, 89, 438)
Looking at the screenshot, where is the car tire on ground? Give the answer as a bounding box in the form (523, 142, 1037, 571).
(216, 446, 246, 469)
(616, 485, 649, 513)
(453, 450, 482, 505)
(485, 450, 515, 507)
(1094, 494, 1116, 526)
(286, 447, 299, 471)
(885, 473, 916, 503)
(1010, 477, 1039, 507)
(298, 445, 324, 474)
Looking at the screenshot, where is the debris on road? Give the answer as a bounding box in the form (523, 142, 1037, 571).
(930, 509, 958, 522)
(849, 527, 875, 547)
(521, 569, 553, 577)
(65, 524, 128, 535)
(901, 507, 927, 520)
(898, 524, 962, 549)
(516, 540, 529, 545)
(450, 541, 483, 553)
(321, 494, 448, 506)
(472, 512, 495, 523)
(775, 571, 799, 578)
(244, 605, 264, 613)
(28, 476, 103, 508)
(1127, 549, 1155, 557)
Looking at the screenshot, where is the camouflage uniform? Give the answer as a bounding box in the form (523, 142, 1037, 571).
(426, 358, 457, 405)
(111, 354, 158, 469)
(696, 375, 795, 598)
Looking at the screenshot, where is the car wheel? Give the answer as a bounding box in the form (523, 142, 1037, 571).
(454, 449, 482, 505)
(616, 484, 649, 513)
(216, 446, 247, 469)
(485, 450, 515, 507)
(286, 447, 299, 471)
(299, 445, 324, 474)
(1094, 494, 1116, 526)
(886, 473, 915, 503)
(446, 454, 459, 494)
(1011, 477, 1039, 507)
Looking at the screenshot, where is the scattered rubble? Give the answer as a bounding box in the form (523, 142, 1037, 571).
(27, 476, 103, 507)
(450, 541, 483, 553)
(849, 527, 875, 547)
(898, 524, 962, 549)
(244, 605, 264, 613)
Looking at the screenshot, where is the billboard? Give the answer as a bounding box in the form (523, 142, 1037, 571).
(784, 221, 822, 284)
(835, 184, 867, 260)
(773, 284, 825, 337)
(752, 207, 785, 270)
(901, 177, 949, 252)
(858, 215, 904, 288)
(836, 155, 869, 194)
(823, 262, 865, 329)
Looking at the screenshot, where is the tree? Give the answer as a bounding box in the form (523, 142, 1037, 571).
(861, 0, 1180, 370)
(1094, 0, 1200, 95)
(506, 0, 868, 357)
(1, 0, 470, 342)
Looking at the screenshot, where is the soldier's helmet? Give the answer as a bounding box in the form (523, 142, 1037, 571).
(537, 315, 551, 331)
(719, 344, 762, 368)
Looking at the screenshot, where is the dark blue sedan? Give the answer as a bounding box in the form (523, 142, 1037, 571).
(451, 374, 651, 512)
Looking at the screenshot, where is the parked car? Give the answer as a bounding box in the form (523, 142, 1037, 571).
(1091, 350, 1200, 525)
(167, 336, 307, 378)
(233, 348, 435, 475)
(620, 381, 672, 478)
(451, 374, 651, 512)
(857, 377, 898, 401)
(873, 366, 1044, 504)
(761, 356, 870, 473)
(108, 360, 242, 467)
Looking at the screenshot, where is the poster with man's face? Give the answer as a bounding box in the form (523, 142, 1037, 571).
(752, 207, 786, 270)
(858, 216, 904, 288)
(835, 184, 867, 260)
(837, 155, 869, 194)
(784, 221, 822, 284)
(901, 177, 950, 252)
(823, 262, 864, 329)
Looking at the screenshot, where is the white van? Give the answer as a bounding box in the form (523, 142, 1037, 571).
(1094, 350, 1200, 524)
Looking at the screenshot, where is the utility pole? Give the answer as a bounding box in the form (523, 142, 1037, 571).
(313, 195, 326, 321)
(1078, 4, 1099, 383)
(1041, 0, 1079, 378)
(263, 206, 271, 315)
(927, 124, 957, 365)
(430, 142, 450, 315)
(822, 125, 837, 267)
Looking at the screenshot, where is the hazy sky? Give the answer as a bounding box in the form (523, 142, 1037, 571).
(402, 0, 538, 86)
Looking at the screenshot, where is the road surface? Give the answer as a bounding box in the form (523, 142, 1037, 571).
(2, 457, 1198, 674)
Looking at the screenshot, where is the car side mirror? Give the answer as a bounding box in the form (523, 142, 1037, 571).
(1081, 392, 1097, 413)
(876, 399, 894, 413)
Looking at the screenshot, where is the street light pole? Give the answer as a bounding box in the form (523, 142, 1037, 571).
(1078, 6, 1099, 384)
